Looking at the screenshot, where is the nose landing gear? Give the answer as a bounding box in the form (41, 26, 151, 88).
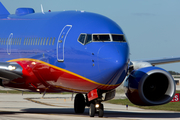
(89, 103, 104, 117)
(74, 89, 106, 117)
(89, 103, 95, 117)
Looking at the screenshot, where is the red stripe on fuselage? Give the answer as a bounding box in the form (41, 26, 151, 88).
(7, 58, 120, 93)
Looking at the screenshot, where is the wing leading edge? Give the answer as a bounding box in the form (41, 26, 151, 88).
(144, 57, 180, 65)
(130, 57, 180, 71)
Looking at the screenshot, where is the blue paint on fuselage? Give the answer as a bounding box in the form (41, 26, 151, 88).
(0, 10, 129, 86)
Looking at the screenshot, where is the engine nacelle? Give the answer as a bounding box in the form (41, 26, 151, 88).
(124, 66, 175, 106)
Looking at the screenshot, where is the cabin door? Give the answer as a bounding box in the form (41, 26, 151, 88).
(57, 25, 72, 61)
(7, 33, 13, 55)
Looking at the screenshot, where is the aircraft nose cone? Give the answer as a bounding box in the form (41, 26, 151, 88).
(97, 43, 129, 84)
(97, 43, 129, 70)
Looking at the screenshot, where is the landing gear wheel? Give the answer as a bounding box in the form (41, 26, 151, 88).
(98, 103, 104, 117)
(74, 93, 85, 113)
(89, 103, 95, 117)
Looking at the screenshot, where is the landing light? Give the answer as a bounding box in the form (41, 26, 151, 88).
(31, 62, 36, 65)
(8, 65, 16, 70)
(95, 104, 100, 108)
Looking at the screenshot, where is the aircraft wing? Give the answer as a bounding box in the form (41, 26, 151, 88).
(130, 57, 180, 70)
(144, 57, 180, 65)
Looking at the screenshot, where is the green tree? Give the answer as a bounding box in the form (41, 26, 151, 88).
(168, 71, 180, 75)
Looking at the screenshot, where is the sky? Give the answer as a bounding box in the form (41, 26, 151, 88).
(1, 0, 180, 72)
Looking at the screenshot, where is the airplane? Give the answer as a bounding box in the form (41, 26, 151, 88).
(0, 2, 179, 117)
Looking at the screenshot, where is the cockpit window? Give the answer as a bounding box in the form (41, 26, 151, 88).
(78, 33, 126, 45)
(112, 35, 126, 42)
(78, 34, 92, 45)
(78, 34, 86, 44)
(86, 34, 92, 44)
(93, 34, 110, 41)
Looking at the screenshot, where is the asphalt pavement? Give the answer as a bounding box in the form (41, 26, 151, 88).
(0, 93, 180, 120)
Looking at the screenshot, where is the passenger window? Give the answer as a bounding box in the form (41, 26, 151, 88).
(24, 38, 26, 45)
(15, 38, 18, 45)
(33, 38, 35, 45)
(12, 38, 14, 45)
(3, 38, 5, 45)
(35, 38, 38, 45)
(43, 37, 46, 45)
(16, 38, 18, 45)
(28, 38, 31, 45)
(6, 38, 8, 45)
(26, 38, 29, 45)
(19, 38, 21, 45)
(52, 37, 55, 45)
(15, 38, 17, 45)
(78, 34, 86, 44)
(31, 38, 33, 45)
(2, 38, 4, 45)
(1, 38, 3, 45)
(25, 38, 27, 45)
(38, 38, 41, 45)
(4, 38, 7, 45)
(93, 34, 110, 41)
(5, 38, 7, 45)
(40, 37, 43, 45)
(46, 37, 49, 45)
(26, 38, 28, 45)
(49, 37, 52, 45)
(4, 38, 6, 45)
(14, 38, 17, 45)
(27, 38, 29, 45)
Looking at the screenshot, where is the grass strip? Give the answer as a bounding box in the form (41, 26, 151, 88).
(108, 90, 180, 111)
(108, 98, 180, 111)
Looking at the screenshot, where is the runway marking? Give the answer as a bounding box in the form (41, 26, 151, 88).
(24, 97, 72, 108)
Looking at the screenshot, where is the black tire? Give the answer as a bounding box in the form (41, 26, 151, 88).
(98, 103, 104, 117)
(89, 103, 95, 117)
(74, 93, 85, 113)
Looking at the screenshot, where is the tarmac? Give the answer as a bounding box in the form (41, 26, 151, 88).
(0, 90, 180, 120)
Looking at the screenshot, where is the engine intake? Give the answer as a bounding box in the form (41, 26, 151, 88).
(124, 66, 175, 106)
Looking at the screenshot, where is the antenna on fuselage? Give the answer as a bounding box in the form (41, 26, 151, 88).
(41, 4, 45, 14)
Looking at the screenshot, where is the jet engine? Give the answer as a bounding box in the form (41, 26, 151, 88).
(124, 66, 175, 106)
